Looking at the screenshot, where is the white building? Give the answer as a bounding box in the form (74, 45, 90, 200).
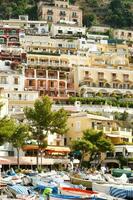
(51, 24, 86, 37)
(2, 16, 49, 36)
(0, 60, 25, 91)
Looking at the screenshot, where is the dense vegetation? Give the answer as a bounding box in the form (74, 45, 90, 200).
(73, 0, 133, 28)
(68, 96, 133, 108)
(0, 0, 38, 20)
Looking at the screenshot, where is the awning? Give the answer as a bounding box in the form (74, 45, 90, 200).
(23, 145, 70, 153)
(125, 146, 133, 153)
(106, 134, 127, 138)
(46, 146, 70, 153)
(0, 157, 11, 165)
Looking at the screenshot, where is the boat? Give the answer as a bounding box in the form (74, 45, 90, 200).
(111, 168, 133, 177)
(49, 194, 82, 200)
(92, 182, 133, 199)
(70, 176, 92, 189)
(60, 187, 97, 197)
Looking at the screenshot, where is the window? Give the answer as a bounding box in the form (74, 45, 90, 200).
(98, 72, 104, 79)
(113, 83, 118, 88)
(128, 32, 132, 37)
(19, 94, 22, 100)
(0, 76, 7, 84)
(14, 77, 18, 85)
(123, 74, 129, 81)
(47, 16, 52, 21)
(0, 38, 5, 44)
(72, 12, 77, 17)
(56, 141, 60, 146)
(58, 30, 63, 34)
(8, 151, 14, 156)
(47, 9, 53, 15)
(67, 31, 73, 34)
(75, 121, 80, 131)
(40, 81, 43, 87)
(60, 11, 66, 16)
(64, 138, 67, 146)
(112, 73, 116, 79)
(58, 44, 62, 47)
(50, 81, 54, 88)
(116, 152, 123, 157)
(99, 82, 104, 87)
(10, 30, 17, 35)
(106, 152, 114, 158)
(29, 80, 33, 86)
(0, 30, 4, 35)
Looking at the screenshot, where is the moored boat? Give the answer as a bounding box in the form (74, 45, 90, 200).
(49, 194, 82, 200)
(60, 187, 97, 197)
(70, 176, 92, 189)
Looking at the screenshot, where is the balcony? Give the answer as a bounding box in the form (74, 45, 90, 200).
(25, 74, 35, 78)
(37, 86, 46, 90)
(25, 86, 36, 90)
(48, 76, 58, 79)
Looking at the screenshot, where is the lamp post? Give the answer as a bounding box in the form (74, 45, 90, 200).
(126, 152, 129, 167)
(30, 158, 33, 170)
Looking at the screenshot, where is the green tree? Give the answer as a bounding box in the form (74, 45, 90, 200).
(9, 123, 29, 168)
(0, 117, 16, 145)
(72, 129, 114, 167)
(72, 139, 93, 166)
(24, 96, 68, 167)
(83, 13, 96, 27)
(105, 0, 133, 28)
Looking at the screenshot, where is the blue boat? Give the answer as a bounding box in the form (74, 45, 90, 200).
(49, 194, 106, 200)
(49, 194, 82, 199)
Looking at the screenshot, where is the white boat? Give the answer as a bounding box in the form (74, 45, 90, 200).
(92, 182, 133, 199)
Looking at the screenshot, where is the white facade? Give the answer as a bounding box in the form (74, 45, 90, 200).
(0, 61, 24, 91)
(0, 98, 8, 118)
(20, 35, 79, 50)
(51, 24, 86, 37)
(2, 18, 49, 35)
(47, 133, 64, 146)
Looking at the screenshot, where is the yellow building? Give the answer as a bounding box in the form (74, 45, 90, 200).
(69, 43, 133, 97)
(66, 112, 133, 145)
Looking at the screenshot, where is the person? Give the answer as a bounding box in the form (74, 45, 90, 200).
(43, 187, 52, 200)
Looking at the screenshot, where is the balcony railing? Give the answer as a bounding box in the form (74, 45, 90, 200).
(79, 82, 133, 91)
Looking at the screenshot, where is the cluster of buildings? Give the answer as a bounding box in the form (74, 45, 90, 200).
(0, 0, 133, 167)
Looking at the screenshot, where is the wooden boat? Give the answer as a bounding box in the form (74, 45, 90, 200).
(70, 176, 92, 189)
(60, 187, 97, 197)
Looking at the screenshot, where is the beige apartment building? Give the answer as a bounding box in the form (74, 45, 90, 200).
(68, 43, 133, 97)
(38, 0, 82, 26)
(74, 64, 133, 97)
(89, 26, 133, 41)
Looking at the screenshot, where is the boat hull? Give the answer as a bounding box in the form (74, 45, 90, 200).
(60, 187, 97, 198)
(70, 176, 92, 189)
